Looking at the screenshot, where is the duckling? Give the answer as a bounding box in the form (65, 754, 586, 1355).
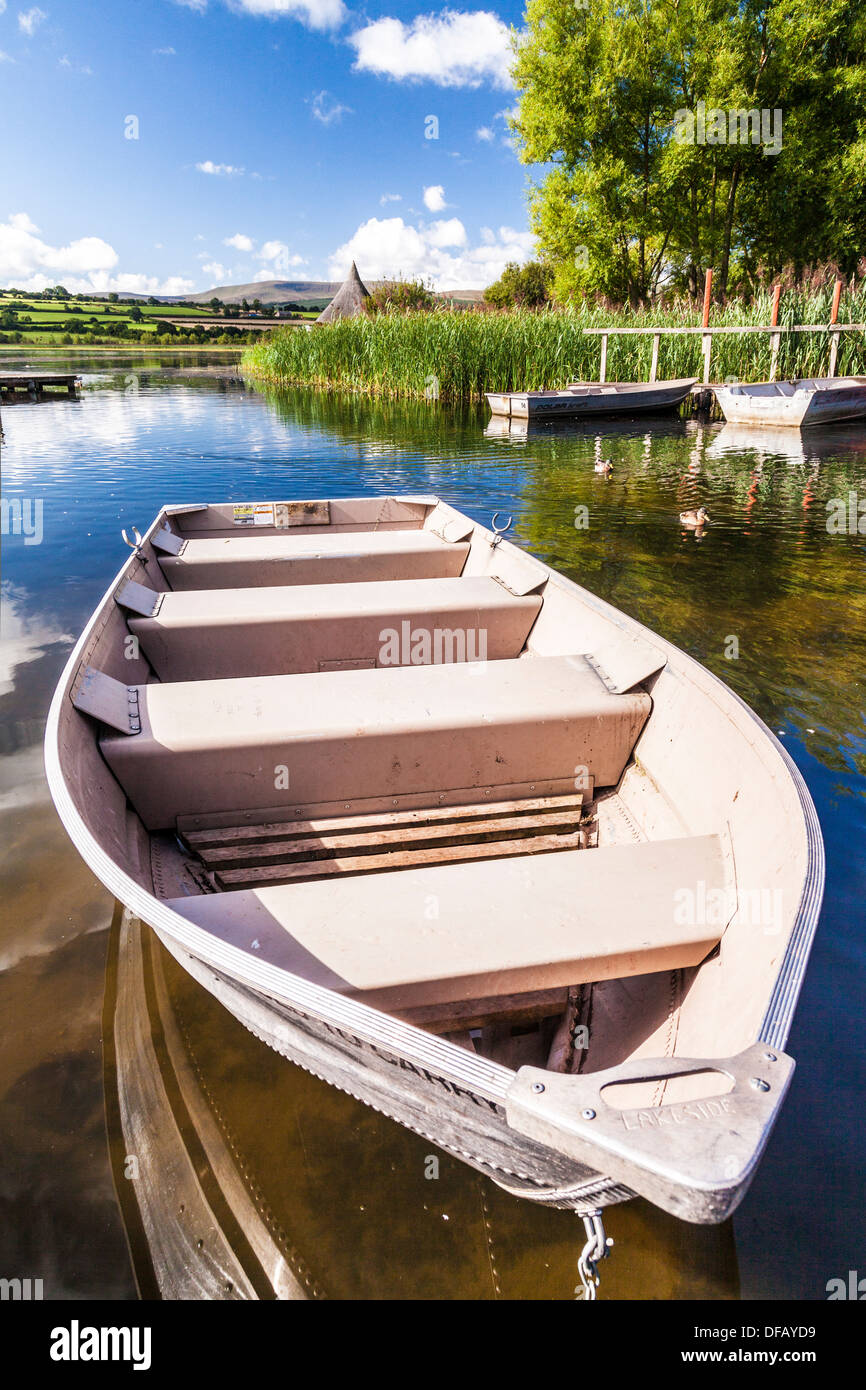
(594, 458, 613, 476)
(679, 506, 709, 527)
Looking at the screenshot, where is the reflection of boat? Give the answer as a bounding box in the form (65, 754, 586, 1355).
(104, 907, 316, 1299)
(107, 908, 740, 1299)
(709, 420, 866, 465)
(486, 380, 697, 419)
(47, 495, 823, 1227)
(713, 377, 866, 427)
(486, 414, 690, 441)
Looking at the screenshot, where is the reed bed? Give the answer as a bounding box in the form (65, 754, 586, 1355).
(245, 286, 866, 401)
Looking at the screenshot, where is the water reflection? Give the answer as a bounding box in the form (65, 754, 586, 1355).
(0, 351, 863, 1299)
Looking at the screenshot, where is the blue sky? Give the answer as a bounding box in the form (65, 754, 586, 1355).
(0, 1, 535, 294)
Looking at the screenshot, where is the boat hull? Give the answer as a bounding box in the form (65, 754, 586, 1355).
(45, 495, 824, 1226)
(486, 380, 697, 419)
(714, 376, 866, 427)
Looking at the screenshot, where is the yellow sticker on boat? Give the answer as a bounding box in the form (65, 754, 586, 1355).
(233, 503, 274, 527)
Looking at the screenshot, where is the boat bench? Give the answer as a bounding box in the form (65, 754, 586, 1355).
(158, 528, 470, 591)
(121, 576, 542, 681)
(100, 655, 651, 831)
(163, 834, 727, 1010)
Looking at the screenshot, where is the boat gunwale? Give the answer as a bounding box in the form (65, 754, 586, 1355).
(44, 494, 824, 1102)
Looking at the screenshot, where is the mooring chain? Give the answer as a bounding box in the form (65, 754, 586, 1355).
(575, 1210, 613, 1301)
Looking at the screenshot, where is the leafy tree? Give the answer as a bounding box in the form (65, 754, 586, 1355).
(129, 305, 143, 322)
(108, 292, 119, 303)
(512, 0, 866, 303)
(484, 261, 553, 308)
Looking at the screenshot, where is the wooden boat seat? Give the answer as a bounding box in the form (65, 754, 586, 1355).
(158, 528, 470, 591)
(162, 834, 727, 1010)
(122, 576, 542, 681)
(100, 655, 651, 831)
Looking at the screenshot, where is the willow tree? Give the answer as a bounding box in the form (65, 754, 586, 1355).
(511, 0, 866, 303)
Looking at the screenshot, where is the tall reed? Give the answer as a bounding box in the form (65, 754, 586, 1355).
(245, 288, 866, 401)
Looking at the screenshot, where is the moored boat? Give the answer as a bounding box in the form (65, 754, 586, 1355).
(485, 379, 697, 419)
(713, 376, 866, 427)
(46, 495, 824, 1226)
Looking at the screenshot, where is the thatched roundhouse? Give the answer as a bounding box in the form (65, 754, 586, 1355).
(316, 262, 371, 324)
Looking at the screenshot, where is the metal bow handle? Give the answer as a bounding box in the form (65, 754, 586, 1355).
(490, 512, 513, 547)
(121, 527, 147, 562)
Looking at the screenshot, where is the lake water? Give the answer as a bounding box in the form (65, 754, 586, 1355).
(1, 350, 863, 1299)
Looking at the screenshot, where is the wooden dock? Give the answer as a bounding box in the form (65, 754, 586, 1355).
(0, 371, 80, 398)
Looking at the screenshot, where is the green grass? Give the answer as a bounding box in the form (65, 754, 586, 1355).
(0, 291, 287, 347)
(245, 285, 866, 400)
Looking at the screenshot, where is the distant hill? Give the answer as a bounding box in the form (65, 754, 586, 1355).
(81, 278, 486, 306)
(182, 280, 342, 306)
(180, 279, 486, 307)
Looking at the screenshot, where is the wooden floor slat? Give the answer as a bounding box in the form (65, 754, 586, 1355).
(215, 830, 584, 887)
(197, 810, 582, 869)
(183, 791, 584, 850)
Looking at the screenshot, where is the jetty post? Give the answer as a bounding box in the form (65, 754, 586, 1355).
(769, 285, 782, 381)
(701, 269, 713, 385)
(829, 278, 843, 376)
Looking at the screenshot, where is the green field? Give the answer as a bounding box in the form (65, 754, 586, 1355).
(0, 291, 313, 347)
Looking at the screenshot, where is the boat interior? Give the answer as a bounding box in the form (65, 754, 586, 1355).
(59, 496, 807, 1092)
(723, 376, 866, 396)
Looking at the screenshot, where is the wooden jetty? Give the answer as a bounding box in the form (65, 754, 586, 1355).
(584, 272, 863, 392)
(0, 371, 81, 399)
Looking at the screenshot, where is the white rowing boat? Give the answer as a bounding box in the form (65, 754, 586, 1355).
(486, 379, 697, 419)
(45, 495, 824, 1225)
(713, 376, 866, 427)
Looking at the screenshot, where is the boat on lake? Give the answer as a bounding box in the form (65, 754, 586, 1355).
(46, 494, 824, 1226)
(485, 379, 697, 419)
(713, 376, 866, 427)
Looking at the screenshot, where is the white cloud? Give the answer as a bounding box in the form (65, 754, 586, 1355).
(18, 7, 47, 36)
(256, 240, 306, 272)
(309, 89, 352, 124)
(328, 216, 533, 291)
(0, 50, 15, 63)
(154, 46, 177, 55)
(0, 2, 7, 14)
(59, 54, 94, 74)
(174, 0, 346, 26)
(476, 126, 494, 142)
(196, 160, 245, 176)
(425, 217, 467, 249)
(0, 211, 194, 295)
(224, 232, 254, 251)
(233, 0, 346, 28)
(202, 261, 227, 281)
(423, 184, 447, 212)
(349, 11, 513, 89)
(8, 212, 40, 234)
(379, 193, 402, 206)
